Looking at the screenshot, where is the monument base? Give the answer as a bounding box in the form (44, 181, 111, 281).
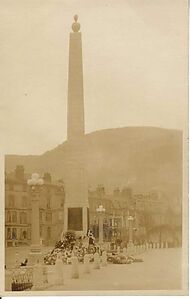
(127, 242, 135, 256)
(28, 245, 43, 265)
(64, 206, 89, 235)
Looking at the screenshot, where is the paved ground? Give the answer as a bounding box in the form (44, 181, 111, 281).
(5, 246, 53, 268)
(5, 247, 182, 291)
(45, 248, 182, 291)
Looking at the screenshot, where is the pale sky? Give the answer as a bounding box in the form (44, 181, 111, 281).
(0, 0, 188, 155)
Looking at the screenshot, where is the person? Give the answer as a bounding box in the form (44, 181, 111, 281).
(20, 258, 28, 266)
(83, 235, 89, 249)
(87, 230, 95, 246)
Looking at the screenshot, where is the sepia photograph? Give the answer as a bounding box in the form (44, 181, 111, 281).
(1, 0, 188, 295)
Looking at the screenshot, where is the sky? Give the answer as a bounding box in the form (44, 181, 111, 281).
(0, 0, 188, 155)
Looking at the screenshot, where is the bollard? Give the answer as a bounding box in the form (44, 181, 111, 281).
(146, 243, 149, 251)
(46, 265, 55, 286)
(5, 270, 12, 291)
(32, 261, 44, 290)
(71, 256, 79, 279)
(157, 242, 160, 249)
(153, 243, 156, 249)
(165, 241, 168, 249)
(15, 252, 20, 268)
(127, 245, 131, 256)
(102, 251, 107, 267)
(54, 253, 64, 285)
(42, 265, 48, 284)
(84, 254, 90, 274)
(161, 242, 164, 249)
(93, 252, 100, 269)
(123, 247, 127, 256)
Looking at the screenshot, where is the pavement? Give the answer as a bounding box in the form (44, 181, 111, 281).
(5, 246, 53, 268)
(44, 248, 182, 291)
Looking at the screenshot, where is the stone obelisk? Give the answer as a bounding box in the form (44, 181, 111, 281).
(63, 15, 89, 235)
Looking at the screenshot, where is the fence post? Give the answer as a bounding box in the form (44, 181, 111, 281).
(5, 270, 12, 291)
(84, 254, 90, 274)
(71, 256, 79, 279)
(32, 261, 44, 290)
(123, 247, 127, 256)
(54, 253, 64, 285)
(102, 251, 107, 267)
(15, 252, 20, 268)
(93, 252, 100, 269)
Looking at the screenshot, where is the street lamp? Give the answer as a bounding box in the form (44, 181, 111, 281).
(128, 215, 134, 245)
(27, 173, 44, 265)
(96, 205, 105, 245)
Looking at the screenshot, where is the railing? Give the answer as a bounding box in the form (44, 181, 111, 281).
(11, 267, 33, 291)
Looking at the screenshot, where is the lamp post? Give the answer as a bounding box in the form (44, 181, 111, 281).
(27, 173, 44, 265)
(96, 205, 105, 245)
(128, 215, 134, 245)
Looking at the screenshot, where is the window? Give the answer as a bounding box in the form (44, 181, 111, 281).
(12, 211, 17, 223)
(40, 226, 42, 237)
(40, 211, 43, 221)
(7, 211, 11, 223)
(12, 228, 17, 240)
(47, 197, 51, 209)
(7, 228, 11, 239)
(58, 211, 63, 220)
(22, 196, 27, 207)
(60, 198, 64, 207)
(22, 230, 27, 239)
(47, 227, 51, 239)
(114, 219, 118, 227)
(46, 212, 52, 222)
(27, 228, 31, 240)
(8, 195, 15, 207)
(20, 229, 27, 240)
(20, 212, 27, 224)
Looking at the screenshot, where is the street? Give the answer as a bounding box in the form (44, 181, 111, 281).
(45, 248, 181, 291)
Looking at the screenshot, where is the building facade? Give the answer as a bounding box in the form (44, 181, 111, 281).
(5, 166, 65, 247)
(5, 166, 181, 247)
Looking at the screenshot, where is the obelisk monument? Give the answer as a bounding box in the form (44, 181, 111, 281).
(63, 15, 89, 235)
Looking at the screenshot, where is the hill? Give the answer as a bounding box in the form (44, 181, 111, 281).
(5, 127, 182, 200)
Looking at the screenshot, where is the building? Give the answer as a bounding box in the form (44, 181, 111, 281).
(5, 166, 181, 247)
(5, 166, 65, 247)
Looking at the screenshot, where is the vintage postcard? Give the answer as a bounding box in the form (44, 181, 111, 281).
(0, 0, 188, 296)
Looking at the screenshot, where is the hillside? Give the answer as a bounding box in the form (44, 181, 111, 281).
(5, 127, 182, 199)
